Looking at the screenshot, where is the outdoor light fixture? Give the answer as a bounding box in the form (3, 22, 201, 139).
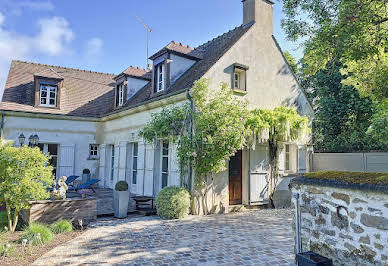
(18, 133, 25, 147)
(27, 134, 39, 147)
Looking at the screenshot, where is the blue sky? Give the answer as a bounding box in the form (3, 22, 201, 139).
(0, 0, 302, 96)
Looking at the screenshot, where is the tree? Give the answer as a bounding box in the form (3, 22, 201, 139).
(281, 0, 388, 100)
(141, 79, 310, 211)
(247, 107, 309, 204)
(0, 143, 54, 233)
(284, 51, 298, 74)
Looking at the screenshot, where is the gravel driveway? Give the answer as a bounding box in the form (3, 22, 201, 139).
(33, 209, 295, 265)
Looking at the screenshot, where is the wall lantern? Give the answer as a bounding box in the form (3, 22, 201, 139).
(27, 134, 39, 147)
(18, 133, 25, 147)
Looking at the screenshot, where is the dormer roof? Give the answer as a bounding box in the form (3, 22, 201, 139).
(114, 66, 152, 81)
(149, 41, 202, 61)
(34, 68, 64, 80)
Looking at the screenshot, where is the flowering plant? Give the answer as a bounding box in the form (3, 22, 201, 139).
(78, 189, 93, 197)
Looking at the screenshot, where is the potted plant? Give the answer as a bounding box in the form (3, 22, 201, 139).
(113, 181, 129, 218)
(82, 169, 91, 183)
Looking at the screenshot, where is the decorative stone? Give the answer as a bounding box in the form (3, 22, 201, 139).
(301, 193, 312, 204)
(382, 254, 388, 261)
(359, 245, 376, 263)
(374, 243, 383, 250)
(307, 187, 324, 194)
(350, 222, 364, 233)
(355, 207, 363, 211)
(344, 242, 356, 251)
(331, 211, 349, 229)
(326, 238, 337, 246)
(312, 230, 320, 239)
(319, 205, 329, 214)
(353, 198, 367, 204)
(322, 199, 336, 207)
(339, 233, 353, 241)
(322, 229, 336, 236)
(374, 233, 380, 240)
(349, 211, 357, 219)
(301, 206, 316, 217)
(331, 192, 350, 205)
(359, 235, 370, 244)
(315, 215, 326, 225)
(360, 213, 388, 230)
(367, 207, 382, 214)
(384, 203, 388, 209)
(302, 218, 313, 227)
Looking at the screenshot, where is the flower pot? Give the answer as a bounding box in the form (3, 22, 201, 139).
(113, 190, 129, 218)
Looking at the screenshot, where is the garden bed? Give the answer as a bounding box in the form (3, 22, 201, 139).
(0, 229, 83, 265)
(20, 197, 97, 225)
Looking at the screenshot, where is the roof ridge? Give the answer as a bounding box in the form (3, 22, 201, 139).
(12, 60, 116, 76)
(195, 24, 243, 50)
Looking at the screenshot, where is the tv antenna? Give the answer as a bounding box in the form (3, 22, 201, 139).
(136, 16, 152, 69)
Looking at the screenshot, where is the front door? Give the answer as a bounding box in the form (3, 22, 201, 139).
(229, 150, 242, 205)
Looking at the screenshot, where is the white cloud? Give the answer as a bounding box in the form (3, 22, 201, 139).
(86, 38, 103, 56)
(34, 17, 74, 56)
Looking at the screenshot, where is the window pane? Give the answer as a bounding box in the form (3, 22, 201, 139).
(49, 98, 55, 105)
(162, 141, 169, 155)
(132, 171, 137, 184)
(162, 157, 168, 172)
(48, 144, 58, 155)
(133, 143, 138, 156)
(37, 143, 44, 152)
(41, 90, 47, 97)
(162, 173, 168, 188)
(132, 158, 137, 170)
(286, 144, 290, 152)
(49, 157, 57, 168)
(40, 98, 47, 104)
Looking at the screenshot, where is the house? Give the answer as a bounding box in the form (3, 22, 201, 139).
(0, 0, 313, 214)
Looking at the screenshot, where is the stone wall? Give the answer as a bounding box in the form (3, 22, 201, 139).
(290, 177, 388, 266)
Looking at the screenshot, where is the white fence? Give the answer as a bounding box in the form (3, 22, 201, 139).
(312, 152, 388, 173)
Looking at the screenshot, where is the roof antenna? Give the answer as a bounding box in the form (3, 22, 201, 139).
(136, 16, 152, 70)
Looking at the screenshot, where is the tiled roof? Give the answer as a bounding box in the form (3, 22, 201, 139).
(121, 24, 253, 111)
(149, 41, 202, 60)
(1, 60, 116, 117)
(115, 66, 152, 81)
(34, 68, 64, 80)
(1, 23, 253, 118)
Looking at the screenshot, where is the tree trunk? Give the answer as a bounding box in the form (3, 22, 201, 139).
(5, 202, 14, 233)
(11, 208, 19, 232)
(268, 139, 279, 207)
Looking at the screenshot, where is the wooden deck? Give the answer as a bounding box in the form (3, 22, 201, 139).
(67, 188, 137, 216)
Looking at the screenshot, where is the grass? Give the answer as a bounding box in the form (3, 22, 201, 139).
(49, 220, 73, 234)
(303, 171, 388, 185)
(21, 223, 54, 245)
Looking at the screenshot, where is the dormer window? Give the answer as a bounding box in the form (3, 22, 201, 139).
(232, 63, 249, 92)
(116, 82, 125, 107)
(156, 63, 165, 92)
(39, 84, 58, 107)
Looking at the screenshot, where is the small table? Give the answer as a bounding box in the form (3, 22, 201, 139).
(132, 196, 154, 210)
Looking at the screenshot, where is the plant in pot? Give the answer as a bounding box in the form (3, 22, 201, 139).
(113, 181, 129, 218)
(82, 169, 91, 183)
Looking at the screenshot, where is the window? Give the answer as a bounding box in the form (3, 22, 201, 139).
(110, 145, 115, 180)
(116, 83, 125, 107)
(156, 63, 165, 92)
(234, 72, 240, 90)
(38, 143, 58, 178)
(132, 143, 138, 185)
(89, 144, 99, 158)
(39, 84, 57, 107)
(161, 140, 169, 189)
(285, 144, 290, 171)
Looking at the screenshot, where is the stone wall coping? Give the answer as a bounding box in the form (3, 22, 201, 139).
(28, 197, 97, 204)
(290, 176, 388, 194)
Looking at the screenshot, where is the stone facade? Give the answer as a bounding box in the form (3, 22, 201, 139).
(291, 177, 388, 265)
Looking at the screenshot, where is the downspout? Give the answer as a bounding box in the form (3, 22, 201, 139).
(186, 88, 193, 192)
(0, 110, 4, 139)
(293, 192, 302, 254)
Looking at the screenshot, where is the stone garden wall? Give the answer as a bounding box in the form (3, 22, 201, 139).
(290, 177, 388, 266)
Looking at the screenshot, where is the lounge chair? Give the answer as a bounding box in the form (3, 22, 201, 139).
(68, 179, 100, 193)
(65, 175, 79, 186)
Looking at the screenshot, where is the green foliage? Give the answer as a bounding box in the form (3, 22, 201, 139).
(0, 212, 7, 232)
(0, 143, 54, 233)
(115, 181, 128, 191)
(21, 223, 53, 245)
(367, 100, 388, 146)
(304, 171, 388, 185)
(156, 186, 191, 219)
(49, 220, 73, 234)
(0, 242, 15, 257)
(283, 51, 298, 74)
(281, 0, 388, 100)
(307, 62, 380, 152)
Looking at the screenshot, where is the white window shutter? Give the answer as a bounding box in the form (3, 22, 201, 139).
(59, 144, 75, 178)
(278, 144, 285, 173)
(298, 145, 307, 173)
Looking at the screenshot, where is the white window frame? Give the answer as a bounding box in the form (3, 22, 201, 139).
(39, 84, 57, 107)
(89, 144, 99, 159)
(156, 63, 165, 92)
(132, 143, 138, 185)
(117, 83, 124, 106)
(110, 145, 115, 181)
(160, 140, 169, 189)
(285, 144, 291, 171)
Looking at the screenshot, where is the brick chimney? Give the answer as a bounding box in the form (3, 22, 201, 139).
(242, 0, 273, 35)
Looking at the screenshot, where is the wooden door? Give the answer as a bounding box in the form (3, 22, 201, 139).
(229, 150, 242, 205)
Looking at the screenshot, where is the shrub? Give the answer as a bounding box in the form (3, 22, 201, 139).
(50, 220, 73, 234)
(156, 186, 190, 219)
(21, 223, 53, 245)
(115, 181, 128, 191)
